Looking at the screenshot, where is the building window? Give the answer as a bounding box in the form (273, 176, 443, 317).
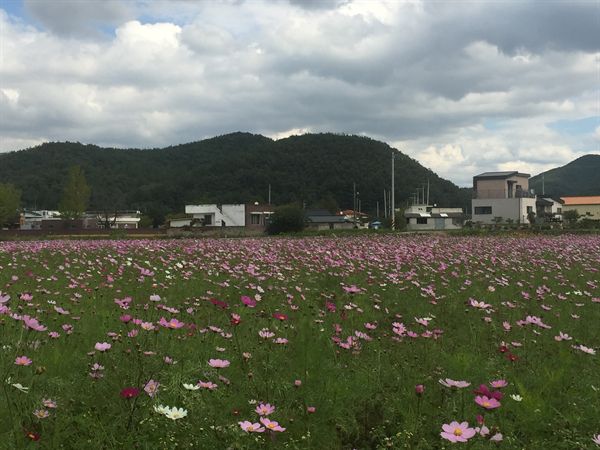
(557, 208, 562, 214)
(474, 206, 492, 215)
(203, 214, 212, 226)
(416, 218, 428, 224)
(526, 206, 533, 213)
(250, 213, 261, 225)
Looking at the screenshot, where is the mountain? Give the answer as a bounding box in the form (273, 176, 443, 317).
(530, 154, 600, 197)
(0, 132, 471, 224)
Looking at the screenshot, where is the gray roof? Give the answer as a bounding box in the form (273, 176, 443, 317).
(306, 215, 350, 224)
(474, 171, 530, 179)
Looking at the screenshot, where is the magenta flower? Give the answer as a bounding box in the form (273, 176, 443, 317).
(474, 384, 503, 400)
(255, 403, 275, 416)
(120, 387, 140, 399)
(260, 417, 286, 432)
(241, 295, 257, 308)
(475, 395, 501, 409)
(208, 359, 230, 368)
(239, 421, 265, 433)
(94, 342, 111, 352)
(15, 355, 32, 366)
(440, 421, 477, 443)
(415, 384, 425, 396)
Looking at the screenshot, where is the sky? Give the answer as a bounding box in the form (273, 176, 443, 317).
(0, 0, 599, 186)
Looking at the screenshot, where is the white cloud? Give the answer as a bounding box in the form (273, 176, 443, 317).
(0, 0, 598, 186)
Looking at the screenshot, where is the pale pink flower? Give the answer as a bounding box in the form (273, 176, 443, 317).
(475, 395, 501, 409)
(144, 379, 160, 398)
(555, 331, 572, 342)
(158, 317, 185, 329)
(208, 359, 230, 368)
(255, 403, 275, 416)
(306, 406, 316, 413)
(198, 381, 218, 390)
(490, 380, 508, 388)
(490, 433, 503, 442)
(573, 344, 596, 355)
(42, 399, 57, 408)
(15, 355, 32, 366)
(33, 409, 50, 419)
(94, 342, 111, 352)
(259, 328, 275, 339)
(239, 421, 265, 433)
(439, 378, 471, 389)
(260, 417, 286, 432)
(440, 421, 476, 443)
(592, 434, 600, 446)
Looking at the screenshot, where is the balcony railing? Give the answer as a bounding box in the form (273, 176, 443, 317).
(473, 189, 535, 199)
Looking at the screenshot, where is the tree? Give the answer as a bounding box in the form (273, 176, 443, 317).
(267, 203, 305, 235)
(563, 209, 579, 226)
(0, 183, 21, 227)
(59, 166, 90, 219)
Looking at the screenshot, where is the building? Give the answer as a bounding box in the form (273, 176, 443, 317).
(560, 196, 600, 220)
(185, 204, 246, 227)
(471, 171, 536, 224)
(19, 210, 61, 230)
(305, 209, 354, 230)
(404, 204, 464, 231)
(89, 211, 142, 229)
(178, 203, 274, 229)
(535, 197, 563, 222)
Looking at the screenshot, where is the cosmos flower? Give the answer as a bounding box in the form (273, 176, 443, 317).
(440, 421, 476, 443)
(120, 387, 140, 399)
(239, 421, 265, 433)
(475, 395, 501, 410)
(208, 359, 230, 368)
(255, 403, 275, 416)
(439, 378, 471, 389)
(94, 342, 111, 352)
(144, 379, 160, 397)
(260, 417, 286, 432)
(15, 356, 32, 366)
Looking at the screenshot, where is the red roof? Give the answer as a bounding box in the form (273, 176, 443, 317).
(561, 196, 600, 206)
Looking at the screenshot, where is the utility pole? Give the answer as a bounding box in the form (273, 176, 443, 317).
(542, 174, 545, 196)
(383, 190, 387, 218)
(353, 182, 357, 227)
(268, 184, 271, 204)
(427, 179, 430, 206)
(391, 151, 395, 230)
(376, 201, 379, 218)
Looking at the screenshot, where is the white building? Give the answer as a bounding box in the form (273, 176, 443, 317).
(184, 204, 246, 227)
(471, 171, 537, 224)
(404, 204, 464, 231)
(19, 210, 61, 230)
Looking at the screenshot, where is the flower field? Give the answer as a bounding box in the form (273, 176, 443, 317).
(0, 235, 599, 449)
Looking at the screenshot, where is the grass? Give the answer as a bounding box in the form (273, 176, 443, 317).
(0, 235, 598, 449)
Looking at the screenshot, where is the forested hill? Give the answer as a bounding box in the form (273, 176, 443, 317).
(0, 132, 471, 222)
(530, 154, 600, 197)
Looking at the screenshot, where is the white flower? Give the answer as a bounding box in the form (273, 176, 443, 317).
(153, 404, 170, 415)
(164, 407, 187, 420)
(183, 383, 200, 391)
(12, 383, 30, 393)
(510, 394, 523, 402)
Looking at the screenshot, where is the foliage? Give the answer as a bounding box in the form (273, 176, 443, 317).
(0, 134, 472, 226)
(0, 183, 21, 227)
(58, 165, 90, 219)
(563, 209, 580, 225)
(530, 154, 600, 197)
(267, 203, 305, 234)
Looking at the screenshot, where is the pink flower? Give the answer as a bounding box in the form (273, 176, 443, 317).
(144, 379, 160, 397)
(158, 317, 185, 329)
(255, 403, 275, 416)
(294, 379, 302, 387)
(592, 434, 600, 446)
(198, 381, 218, 390)
(239, 421, 265, 433)
(260, 417, 286, 432)
(440, 421, 477, 443)
(15, 355, 32, 366)
(306, 406, 316, 414)
(94, 342, 111, 352)
(474, 384, 503, 400)
(439, 378, 471, 389)
(490, 380, 508, 388)
(42, 399, 57, 408)
(208, 358, 230, 368)
(475, 395, 501, 409)
(241, 295, 256, 308)
(415, 384, 425, 396)
(555, 331, 573, 341)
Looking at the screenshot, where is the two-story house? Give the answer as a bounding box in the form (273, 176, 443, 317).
(471, 171, 537, 224)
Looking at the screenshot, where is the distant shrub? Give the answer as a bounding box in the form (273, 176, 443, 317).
(267, 204, 305, 235)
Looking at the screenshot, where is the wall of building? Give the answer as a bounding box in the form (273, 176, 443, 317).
(475, 175, 530, 199)
(406, 217, 461, 230)
(472, 198, 536, 224)
(185, 204, 246, 227)
(563, 204, 600, 220)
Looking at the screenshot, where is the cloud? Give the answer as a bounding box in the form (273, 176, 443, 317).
(1, 1, 599, 187)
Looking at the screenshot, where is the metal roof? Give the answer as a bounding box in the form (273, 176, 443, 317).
(474, 171, 530, 179)
(561, 196, 600, 205)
